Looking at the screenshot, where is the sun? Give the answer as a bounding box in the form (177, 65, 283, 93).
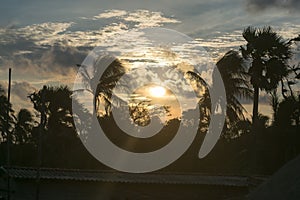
(149, 86, 166, 98)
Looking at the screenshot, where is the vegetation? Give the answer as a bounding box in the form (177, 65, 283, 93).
(240, 26, 293, 124)
(0, 26, 299, 175)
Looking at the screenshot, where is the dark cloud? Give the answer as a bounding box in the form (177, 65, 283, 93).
(39, 45, 89, 74)
(0, 44, 89, 80)
(11, 81, 36, 100)
(0, 24, 89, 78)
(0, 80, 36, 112)
(246, 0, 300, 12)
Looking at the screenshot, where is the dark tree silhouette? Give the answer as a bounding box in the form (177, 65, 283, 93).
(275, 96, 300, 128)
(91, 57, 126, 116)
(186, 51, 252, 137)
(13, 109, 34, 145)
(29, 86, 75, 135)
(185, 71, 211, 133)
(0, 85, 14, 143)
(0, 28, 299, 175)
(28, 86, 86, 168)
(241, 26, 292, 124)
(216, 50, 253, 137)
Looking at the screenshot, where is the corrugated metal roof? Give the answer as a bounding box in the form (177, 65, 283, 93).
(1, 167, 266, 187)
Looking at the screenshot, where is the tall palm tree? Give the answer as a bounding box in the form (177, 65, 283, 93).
(77, 56, 126, 117)
(240, 26, 292, 124)
(216, 50, 253, 135)
(187, 51, 252, 137)
(83, 56, 126, 116)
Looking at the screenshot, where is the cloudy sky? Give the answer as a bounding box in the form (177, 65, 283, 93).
(0, 0, 299, 117)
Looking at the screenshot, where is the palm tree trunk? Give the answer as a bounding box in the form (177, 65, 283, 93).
(252, 86, 259, 125)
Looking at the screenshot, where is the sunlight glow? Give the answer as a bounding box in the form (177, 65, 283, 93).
(149, 86, 166, 98)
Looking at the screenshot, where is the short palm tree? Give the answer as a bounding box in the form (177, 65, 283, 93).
(28, 86, 74, 131)
(14, 109, 34, 144)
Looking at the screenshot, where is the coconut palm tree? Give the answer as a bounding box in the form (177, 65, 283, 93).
(186, 51, 252, 137)
(240, 26, 292, 124)
(185, 71, 211, 133)
(77, 56, 126, 116)
(28, 86, 75, 134)
(216, 50, 253, 136)
(28, 85, 88, 167)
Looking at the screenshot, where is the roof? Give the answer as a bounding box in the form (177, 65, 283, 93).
(0, 167, 267, 187)
(248, 155, 300, 200)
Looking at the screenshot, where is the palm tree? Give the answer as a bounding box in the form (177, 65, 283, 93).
(240, 26, 292, 124)
(28, 86, 80, 165)
(216, 51, 253, 135)
(185, 71, 211, 133)
(77, 56, 126, 117)
(80, 56, 126, 116)
(13, 109, 34, 144)
(29, 86, 75, 133)
(186, 51, 253, 137)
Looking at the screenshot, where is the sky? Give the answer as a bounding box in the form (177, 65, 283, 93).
(0, 0, 299, 119)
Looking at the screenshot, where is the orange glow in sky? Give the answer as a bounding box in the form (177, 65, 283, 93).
(148, 86, 166, 98)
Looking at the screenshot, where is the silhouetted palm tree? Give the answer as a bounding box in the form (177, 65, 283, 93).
(28, 86, 82, 166)
(240, 26, 292, 124)
(216, 51, 253, 134)
(77, 56, 126, 116)
(187, 51, 252, 137)
(13, 109, 34, 144)
(89, 57, 126, 116)
(185, 71, 211, 133)
(270, 35, 300, 126)
(29, 86, 74, 130)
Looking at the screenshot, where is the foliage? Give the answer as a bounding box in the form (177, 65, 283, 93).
(13, 109, 35, 145)
(0, 26, 299, 175)
(241, 26, 292, 122)
(216, 50, 253, 136)
(0, 85, 14, 143)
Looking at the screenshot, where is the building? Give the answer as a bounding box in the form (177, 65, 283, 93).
(0, 167, 266, 200)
